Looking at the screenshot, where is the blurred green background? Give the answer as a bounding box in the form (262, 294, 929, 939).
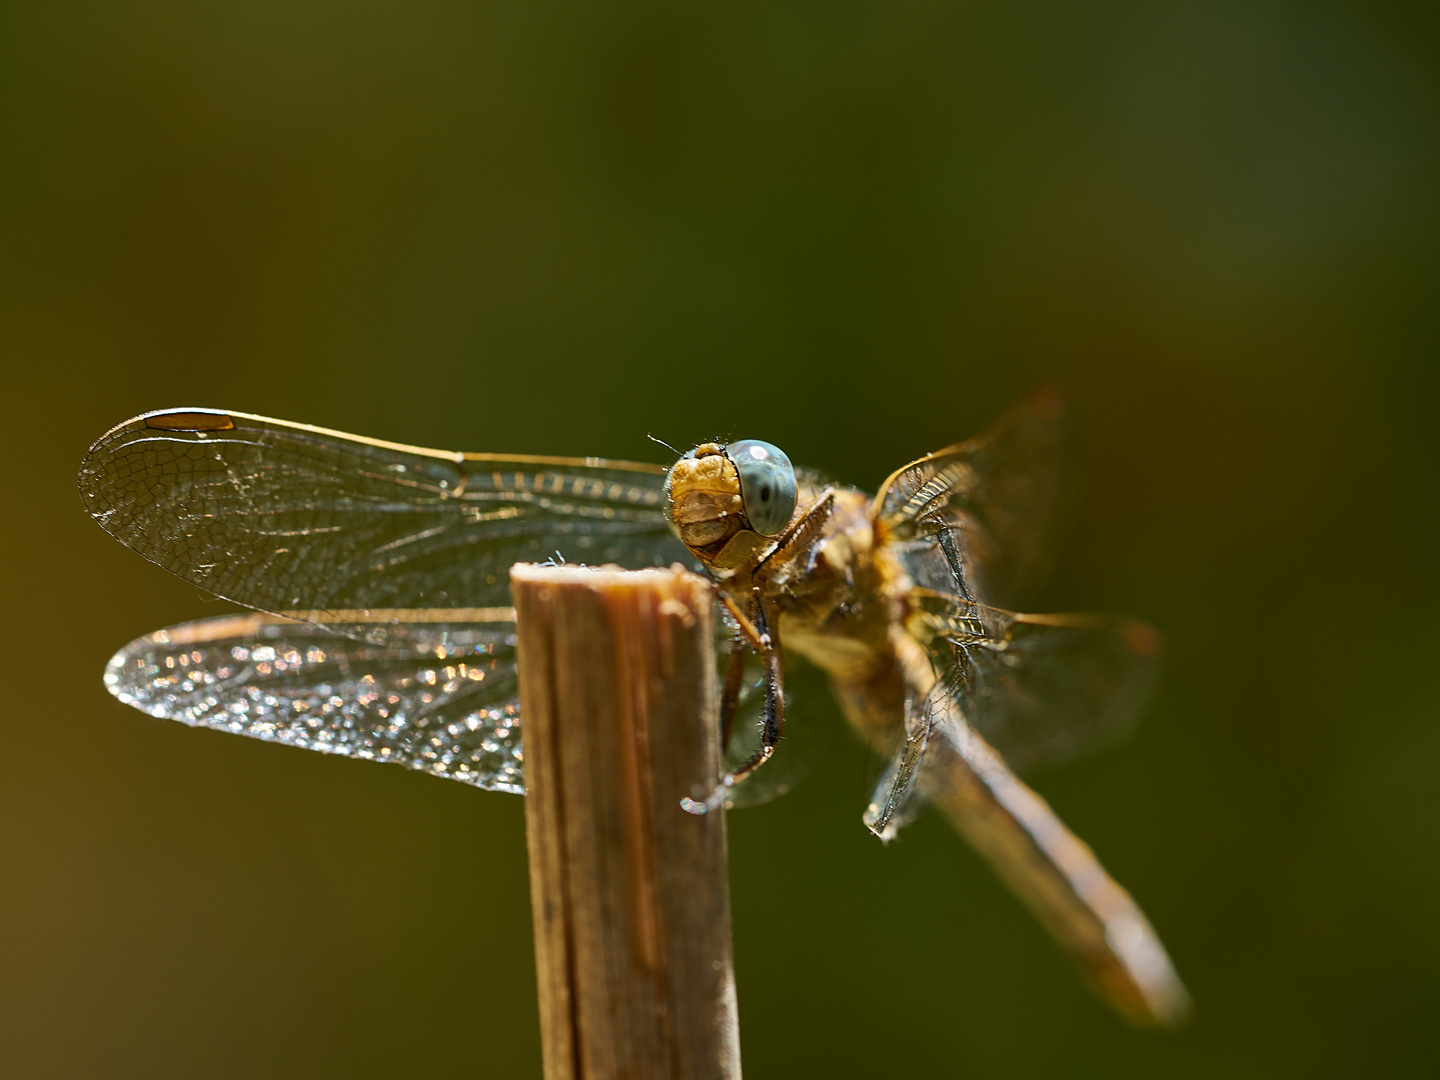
(3, 1, 1437, 1076)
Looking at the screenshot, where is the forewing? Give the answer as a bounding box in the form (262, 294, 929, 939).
(915, 596, 1163, 773)
(80, 409, 689, 642)
(106, 612, 525, 791)
(875, 387, 1067, 609)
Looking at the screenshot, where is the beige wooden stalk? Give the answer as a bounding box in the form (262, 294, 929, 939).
(511, 563, 741, 1080)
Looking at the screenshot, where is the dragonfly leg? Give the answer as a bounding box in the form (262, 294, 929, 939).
(718, 592, 768, 652)
(756, 492, 834, 576)
(682, 593, 786, 815)
(718, 634, 749, 751)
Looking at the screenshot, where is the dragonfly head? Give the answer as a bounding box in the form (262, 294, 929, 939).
(665, 440, 798, 571)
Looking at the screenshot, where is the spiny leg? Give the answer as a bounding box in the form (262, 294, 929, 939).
(681, 498, 831, 816)
(718, 591, 768, 653)
(756, 492, 834, 577)
(682, 591, 786, 815)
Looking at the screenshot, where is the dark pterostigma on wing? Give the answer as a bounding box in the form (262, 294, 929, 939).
(79, 409, 689, 644)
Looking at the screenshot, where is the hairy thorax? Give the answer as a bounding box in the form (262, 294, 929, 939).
(770, 486, 903, 687)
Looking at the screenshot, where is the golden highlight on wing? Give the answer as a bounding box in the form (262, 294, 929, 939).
(80, 409, 689, 643)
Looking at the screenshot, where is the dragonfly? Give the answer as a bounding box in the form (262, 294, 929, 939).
(79, 389, 1189, 1026)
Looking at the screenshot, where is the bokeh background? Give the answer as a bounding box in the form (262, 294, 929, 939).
(3, 1, 1438, 1076)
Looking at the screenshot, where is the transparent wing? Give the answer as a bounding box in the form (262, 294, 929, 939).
(862, 684, 941, 840)
(106, 611, 525, 792)
(912, 593, 1163, 773)
(874, 386, 1067, 609)
(80, 409, 690, 643)
(105, 606, 808, 804)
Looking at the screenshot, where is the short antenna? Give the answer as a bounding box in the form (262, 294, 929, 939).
(647, 433, 684, 457)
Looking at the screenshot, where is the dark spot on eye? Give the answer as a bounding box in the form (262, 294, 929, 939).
(760, 486, 771, 501)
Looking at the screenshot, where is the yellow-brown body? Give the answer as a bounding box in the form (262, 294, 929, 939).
(80, 395, 1189, 1029)
(665, 437, 1190, 1028)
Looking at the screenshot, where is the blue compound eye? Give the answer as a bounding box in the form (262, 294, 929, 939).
(728, 440, 797, 536)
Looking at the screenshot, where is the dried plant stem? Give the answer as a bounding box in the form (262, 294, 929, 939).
(511, 563, 741, 1080)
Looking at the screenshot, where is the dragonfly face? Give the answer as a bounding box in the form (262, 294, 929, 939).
(80, 391, 1189, 1028)
(664, 439, 798, 571)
